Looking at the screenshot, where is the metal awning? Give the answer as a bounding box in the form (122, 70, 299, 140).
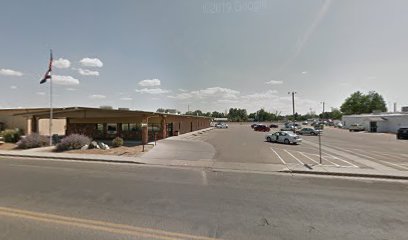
(367, 117, 387, 121)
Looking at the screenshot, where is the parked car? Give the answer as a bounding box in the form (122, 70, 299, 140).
(302, 121, 308, 125)
(335, 122, 343, 128)
(215, 123, 228, 129)
(397, 127, 408, 140)
(251, 123, 258, 129)
(269, 124, 279, 128)
(265, 131, 302, 144)
(297, 127, 321, 135)
(349, 124, 365, 132)
(254, 125, 270, 132)
(281, 126, 295, 131)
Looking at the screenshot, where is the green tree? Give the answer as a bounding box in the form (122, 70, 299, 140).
(227, 108, 248, 122)
(340, 91, 387, 115)
(366, 91, 387, 113)
(211, 111, 225, 118)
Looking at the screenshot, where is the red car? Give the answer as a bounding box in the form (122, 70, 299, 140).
(254, 125, 270, 132)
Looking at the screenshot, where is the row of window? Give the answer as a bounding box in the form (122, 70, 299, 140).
(96, 123, 161, 134)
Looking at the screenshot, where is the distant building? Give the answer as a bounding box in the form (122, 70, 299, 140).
(342, 112, 408, 133)
(213, 118, 228, 122)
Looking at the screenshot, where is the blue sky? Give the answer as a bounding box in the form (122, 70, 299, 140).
(1, 0, 407, 114)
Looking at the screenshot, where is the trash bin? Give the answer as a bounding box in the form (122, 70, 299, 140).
(175, 131, 179, 136)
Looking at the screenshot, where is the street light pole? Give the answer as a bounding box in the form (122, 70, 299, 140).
(318, 101, 325, 165)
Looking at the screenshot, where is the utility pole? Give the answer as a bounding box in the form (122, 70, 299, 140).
(321, 101, 325, 116)
(288, 91, 297, 122)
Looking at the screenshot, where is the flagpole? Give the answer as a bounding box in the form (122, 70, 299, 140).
(49, 49, 53, 146)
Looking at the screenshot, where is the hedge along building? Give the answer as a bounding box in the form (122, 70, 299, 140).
(0, 107, 211, 144)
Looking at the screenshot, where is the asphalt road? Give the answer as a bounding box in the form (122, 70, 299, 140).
(1, 157, 408, 240)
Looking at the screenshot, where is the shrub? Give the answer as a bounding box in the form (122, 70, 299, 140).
(17, 133, 49, 149)
(112, 137, 124, 148)
(0, 129, 23, 143)
(56, 134, 91, 152)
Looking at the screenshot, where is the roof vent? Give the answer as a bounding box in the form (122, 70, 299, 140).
(99, 106, 113, 110)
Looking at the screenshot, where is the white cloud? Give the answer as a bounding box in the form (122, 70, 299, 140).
(53, 58, 71, 69)
(10, 85, 17, 89)
(0, 68, 23, 76)
(178, 88, 187, 92)
(217, 99, 239, 104)
(168, 87, 240, 100)
(36, 92, 46, 95)
(138, 79, 160, 87)
(242, 90, 279, 100)
(66, 88, 77, 91)
(367, 76, 376, 80)
(265, 80, 283, 85)
(80, 58, 103, 67)
(191, 87, 240, 99)
(168, 92, 194, 100)
(302, 71, 308, 74)
(135, 88, 170, 94)
(78, 68, 99, 76)
(52, 75, 80, 85)
(120, 97, 133, 101)
(89, 94, 106, 99)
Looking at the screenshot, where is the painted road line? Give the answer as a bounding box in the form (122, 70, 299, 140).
(283, 150, 304, 165)
(320, 156, 341, 167)
(0, 206, 216, 240)
(323, 153, 359, 168)
(381, 161, 408, 171)
(270, 147, 286, 164)
(299, 152, 340, 166)
(298, 151, 320, 165)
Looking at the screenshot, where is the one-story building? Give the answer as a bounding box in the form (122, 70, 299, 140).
(342, 112, 408, 133)
(0, 107, 211, 143)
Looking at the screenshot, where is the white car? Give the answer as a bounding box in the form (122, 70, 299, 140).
(265, 131, 302, 144)
(215, 123, 228, 128)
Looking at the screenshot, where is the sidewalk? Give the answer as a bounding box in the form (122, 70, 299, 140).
(0, 149, 144, 164)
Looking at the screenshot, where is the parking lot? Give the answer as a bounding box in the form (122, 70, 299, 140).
(182, 123, 408, 171)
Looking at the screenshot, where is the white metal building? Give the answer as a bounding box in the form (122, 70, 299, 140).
(342, 112, 408, 133)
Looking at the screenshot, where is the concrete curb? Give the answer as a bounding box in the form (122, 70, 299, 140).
(279, 170, 408, 180)
(0, 153, 145, 165)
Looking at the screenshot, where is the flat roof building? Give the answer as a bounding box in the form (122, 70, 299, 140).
(342, 112, 408, 133)
(0, 107, 211, 144)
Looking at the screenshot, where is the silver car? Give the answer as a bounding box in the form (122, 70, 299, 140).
(265, 131, 302, 144)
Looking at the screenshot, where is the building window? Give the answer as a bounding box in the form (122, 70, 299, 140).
(122, 123, 129, 131)
(107, 123, 117, 134)
(122, 123, 140, 132)
(96, 123, 104, 132)
(130, 123, 140, 131)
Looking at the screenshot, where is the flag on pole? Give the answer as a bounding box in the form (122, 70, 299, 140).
(40, 50, 53, 84)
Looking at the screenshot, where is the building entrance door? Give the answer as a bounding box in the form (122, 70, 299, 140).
(166, 123, 173, 137)
(370, 121, 377, 132)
